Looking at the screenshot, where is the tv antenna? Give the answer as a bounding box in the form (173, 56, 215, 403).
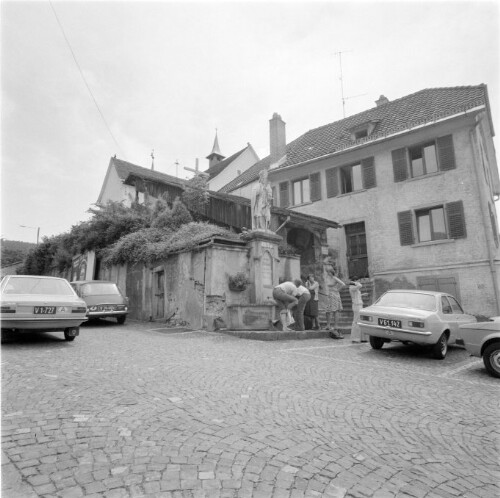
(334, 50, 366, 118)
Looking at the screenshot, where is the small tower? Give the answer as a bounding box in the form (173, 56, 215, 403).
(206, 130, 225, 168)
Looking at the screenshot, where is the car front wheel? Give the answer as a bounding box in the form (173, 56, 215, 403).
(432, 333, 448, 359)
(369, 336, 385, 350)
(483, 342, 500, 378)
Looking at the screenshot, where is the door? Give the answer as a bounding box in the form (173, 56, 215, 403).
(345, 222, 368, 278)
(153, 270, 165, 319)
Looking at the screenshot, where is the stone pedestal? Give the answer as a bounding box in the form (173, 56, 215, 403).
(245, 230, 282, 305)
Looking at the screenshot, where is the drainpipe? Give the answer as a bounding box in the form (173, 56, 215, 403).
(469, 122, 500, 314)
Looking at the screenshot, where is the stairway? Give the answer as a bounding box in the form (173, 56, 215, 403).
(318, 279, 375, 331)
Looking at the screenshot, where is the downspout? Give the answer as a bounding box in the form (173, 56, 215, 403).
(469, 123, 500, 314)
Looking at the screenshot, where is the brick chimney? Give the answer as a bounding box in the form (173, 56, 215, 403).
(269, 113, 286, 164)
(375, 95, 389, 107)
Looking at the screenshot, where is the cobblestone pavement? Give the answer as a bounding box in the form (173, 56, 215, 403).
(2, 320, 499, 498)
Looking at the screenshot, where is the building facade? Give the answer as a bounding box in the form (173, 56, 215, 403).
(222, 86, 500, 316)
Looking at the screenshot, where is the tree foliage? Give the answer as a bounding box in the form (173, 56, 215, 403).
(181, 175, 210, 216)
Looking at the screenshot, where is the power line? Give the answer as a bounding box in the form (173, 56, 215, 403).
(48, 1, 123, 155)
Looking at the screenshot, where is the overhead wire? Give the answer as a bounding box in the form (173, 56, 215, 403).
(48, 1, 123, 156)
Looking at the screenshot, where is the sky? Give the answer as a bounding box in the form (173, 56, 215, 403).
(1, 0, 499, 244)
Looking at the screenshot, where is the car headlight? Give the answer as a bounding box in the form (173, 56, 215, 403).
(409, 320, 425, 328)
(360, 315, 373, 322)
(116, 305, 127, 311)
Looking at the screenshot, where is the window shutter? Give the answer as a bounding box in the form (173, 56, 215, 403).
(279, 181, 289, 208)
(361, 157, 376, 189)
(326, 168, 339, 198)
(397, 210, 414, 245)
(392, 148, 408, 182)
(446, 201, 466, 239)
(310, 172, 321, 201)
(437, 135, 456, 171)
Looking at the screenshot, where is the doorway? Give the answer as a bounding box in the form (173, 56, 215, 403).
(153, 270, 165, 319)
(345, 222, 368, 278)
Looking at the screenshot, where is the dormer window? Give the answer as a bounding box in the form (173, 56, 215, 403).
(349, 120, 380, 141)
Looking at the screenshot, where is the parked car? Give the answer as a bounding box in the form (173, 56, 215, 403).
(458, 318, 500, 378)
(70, 280, 129, 324)
(0, 275, 87, 341)
(358, 290, 476, 359)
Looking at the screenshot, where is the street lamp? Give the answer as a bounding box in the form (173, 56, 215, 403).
(19, 225, 40, 244)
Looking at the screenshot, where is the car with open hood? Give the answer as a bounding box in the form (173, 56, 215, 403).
(358, 289, 476, 359)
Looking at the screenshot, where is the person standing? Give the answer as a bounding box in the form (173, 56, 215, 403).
(272, 280, 300, 332)
(324, 268, 345, 339)
(294, 281, 311, 331)
(349, 277, 365, 343)
(305, 274, 320, 330)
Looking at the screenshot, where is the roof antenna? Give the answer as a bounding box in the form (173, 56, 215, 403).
(334, 50, 366, 118)
(151, 149, 155, 171)
(174, 159, 179, 177)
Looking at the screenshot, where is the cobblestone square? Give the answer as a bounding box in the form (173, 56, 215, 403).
(2, 321, 499, 497)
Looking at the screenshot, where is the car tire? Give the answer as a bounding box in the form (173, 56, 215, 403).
(369, 336, 385, 350)
(117, 316, 127, 325)
(482, 342, 500, 378)
(432, 333, 448, 360)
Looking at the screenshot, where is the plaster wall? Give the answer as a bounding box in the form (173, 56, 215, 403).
(100, 166, 135, 207)
(209, 148, 259, 192)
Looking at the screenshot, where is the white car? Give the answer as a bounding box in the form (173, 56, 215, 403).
(459, 318, 500, 378)
(358, 290, 476, 359)
(1, 275, 88, 341)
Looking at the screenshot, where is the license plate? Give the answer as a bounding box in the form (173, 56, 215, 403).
(378, 318, 402, 328)
(99, 305, 115, 312)
(34, 306, 56, 314)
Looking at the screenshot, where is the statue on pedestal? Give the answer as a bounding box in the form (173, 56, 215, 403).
(251, 169, 272, 231)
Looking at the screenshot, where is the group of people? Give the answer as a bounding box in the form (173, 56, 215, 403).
(272, 270, 366, 342)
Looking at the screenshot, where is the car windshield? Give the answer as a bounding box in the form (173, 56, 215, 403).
(375, 292, 437, 311)
(3, 277, 74, 296)
(81, 283, 121, 296)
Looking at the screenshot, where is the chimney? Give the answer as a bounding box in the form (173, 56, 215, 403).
(376, 95, 389, 107)
(269, 113, 286, 164)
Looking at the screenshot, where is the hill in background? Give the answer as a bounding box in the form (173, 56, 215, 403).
(1, 239, 36, 268)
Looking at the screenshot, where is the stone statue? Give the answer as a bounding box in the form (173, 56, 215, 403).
(251, 169, 272, 231)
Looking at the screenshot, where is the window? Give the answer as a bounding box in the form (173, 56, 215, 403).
(392, 135, 456, 182)
(354, 129, 368, 140)
(441, 296, 453, 314)
(398, 201, 466, 246)
(292, 178, 310, 205)
(416, 206, 447, 242)
(447, 296, 464, 314)
(326, 157, 376, 197)
(409, 143, 438, 177)
(340, 164, 363, 193)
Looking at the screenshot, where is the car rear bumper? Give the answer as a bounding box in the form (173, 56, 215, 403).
(359, 322, 434, 344)
(1, 317, 87, 331)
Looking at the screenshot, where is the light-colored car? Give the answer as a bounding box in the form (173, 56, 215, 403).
(458, 318, 500, 378)
(70, 280, 129, 324)
(358, 290, 476, 359)
(1, 275, 88, 341)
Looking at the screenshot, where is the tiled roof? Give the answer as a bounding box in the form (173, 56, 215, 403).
(220, 85, 489, 192)
(205, 147, 247, 179)
(112, 157, 186, 187)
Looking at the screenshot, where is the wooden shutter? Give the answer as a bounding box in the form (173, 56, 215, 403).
(446, 201, 466, 239)
(392, 148, 408, 182)
(279, 181, 289, 208)
(310, 172, 321, 201)
(397, 210, 414, 245)
(326, 168, 339, 198)
(437, 135, 456, 171)
(361, 157, 376, 189)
